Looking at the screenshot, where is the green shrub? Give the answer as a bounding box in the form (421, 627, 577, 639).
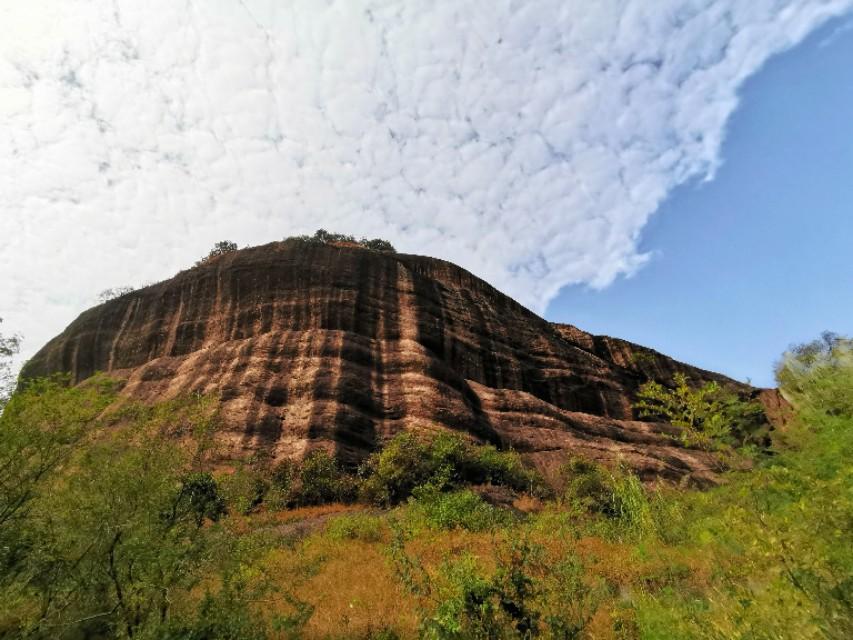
(406, 487, 512, 532)
(607, 471, 654, 537)
(622, 334, 853, 638)
(221, 465, 270, 515)
(634, 372, 764, 450)
(466, 444, 547, 496)
(560, 457, 617, 516)
(0, 387, 267, 638)
(195, 240, 238, 266)
(326, 513, 385, 542)
(291, 229, 397, 253)
(222, 451, 360, 512)
(359, 432, 445, 505)
(560, 457, 656, 539)
(294, 450, 357, 506)
(177, 471, 227, 526)
(360, 432, 545, 506)
(263, 458, 298, 509)
(154, 563, 313, 640)
(776, 331, 853, 417)
(390, 534, 603, 639)
(0, 318, 20, 409)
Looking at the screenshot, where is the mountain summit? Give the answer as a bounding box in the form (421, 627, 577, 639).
(23, 240, 778, 484)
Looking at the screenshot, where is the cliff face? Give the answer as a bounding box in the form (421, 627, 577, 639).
(23, 241, 767, 483)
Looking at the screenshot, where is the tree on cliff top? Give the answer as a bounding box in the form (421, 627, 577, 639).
(195, 240, 239, 266)
(293, 229, 396, 253)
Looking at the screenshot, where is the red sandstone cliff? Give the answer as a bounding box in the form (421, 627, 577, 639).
(22, 240, 774, 484)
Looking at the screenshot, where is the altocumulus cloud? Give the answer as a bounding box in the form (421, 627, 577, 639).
(1, 0, 851, 363)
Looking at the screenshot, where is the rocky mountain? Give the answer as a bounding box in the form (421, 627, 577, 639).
(23, 240, 779, 484)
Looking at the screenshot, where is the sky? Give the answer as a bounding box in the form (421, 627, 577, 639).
(1, 0, 852, 385)
(550, 13, 853, 386)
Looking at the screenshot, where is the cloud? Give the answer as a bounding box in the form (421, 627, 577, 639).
(1, 0, 851, 365)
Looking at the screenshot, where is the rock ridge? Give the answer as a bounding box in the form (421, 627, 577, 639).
(23, 240, 773, 484)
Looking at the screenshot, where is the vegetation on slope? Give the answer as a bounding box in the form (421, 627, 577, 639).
(192, 231, 397, 271)
(0, 333, 850, 639)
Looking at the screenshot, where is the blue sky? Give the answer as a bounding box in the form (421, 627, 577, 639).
(548, 15, 853, 387)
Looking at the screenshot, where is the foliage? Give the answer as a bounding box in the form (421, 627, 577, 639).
(294, 449, 358, 506)
(0, 382, 306, 639)
(560, 457, 618, 517)
(221, 449, 358, 512)
(326, 513, 385, 543)
(179, 471, 228, 526)
(97, 286, 136, 304)
(624, 333, 853, 638)
(221, 463, 274, 515)
(559, 457, 656, 540)
(0, 375, 120, 559)
(405, 487, 512, 533)
(359, 432, 545, 506)
(0, 318, 21, 411)
(153, 554, 314, 640)
(3, 333, 850, 639)
(634, 372, 764, 450)
(195, 240, 239, 266)
(775, 331, 853, 416)
(390, 532, 604, 639)
(291, 229, 397, 253)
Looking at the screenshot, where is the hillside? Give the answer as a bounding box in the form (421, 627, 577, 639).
(22, 240, 780, 484)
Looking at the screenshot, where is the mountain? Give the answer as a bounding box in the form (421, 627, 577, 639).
(22, 240, 779, 484)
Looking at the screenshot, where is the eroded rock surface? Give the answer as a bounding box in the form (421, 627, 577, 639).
(23, 241, 776, 484)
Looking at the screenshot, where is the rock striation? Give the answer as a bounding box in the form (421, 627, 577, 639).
(23, 241, 775, 484)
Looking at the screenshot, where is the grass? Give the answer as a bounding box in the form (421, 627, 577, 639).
(3, 336, 850, 638)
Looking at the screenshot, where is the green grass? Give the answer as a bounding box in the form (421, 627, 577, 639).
(1, 336, 850, 638)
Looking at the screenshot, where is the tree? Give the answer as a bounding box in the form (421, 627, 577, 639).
(291, 229, 396, 253)
(775, 331, 853, 415)
(195, 240, 238, 266)
(360, 237, 396, 252)
(0, 318, 20, 410)
(0, 386, 309, 639)
(634, 373, 763, 450)
(97, 286, 136, 304)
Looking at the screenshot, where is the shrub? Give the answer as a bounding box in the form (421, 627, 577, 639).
(360, 432, 545, 506)
(0, 375, 120, 542)
(360, 238, 396, 253)
(97, 286, 135, 303)
(465, 443, 546, 495)
(0, 319, 21, 410)
(0, 386, 290, 638)
(221, 451, 360, 512)
(265, 458, 298, 509)
(634, 373, 764, 450)
(294, 450, 357, 506)
(155, 561, 314, 640)
(775, 331, 853, 417)
(606, 469, 654, 538)
(221, 465, 271, 515)
(195, 240, 238, 266)
(291, 229, 397, 253)
(390, 534, 604, 639)
(560, 457, 655, 538)
(405, 487, 512, 532)
(359, 432, 444, 505)
(176, 471, 227, 526)
(560, 457, 616, 516)
(326, 513, 385, 542)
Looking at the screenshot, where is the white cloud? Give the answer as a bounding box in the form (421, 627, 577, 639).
(1, 0, 851, 364)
